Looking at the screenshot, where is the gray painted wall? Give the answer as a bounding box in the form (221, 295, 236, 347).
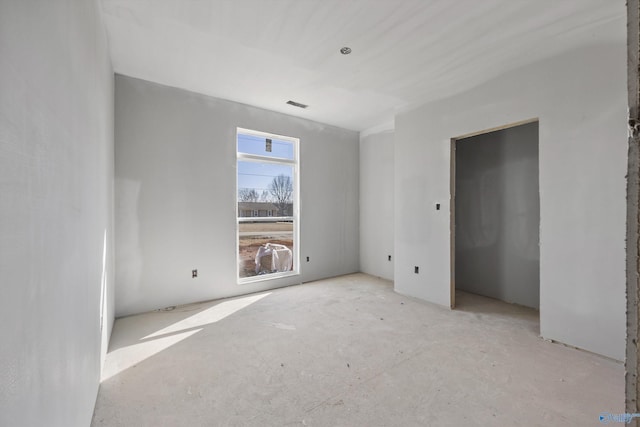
(0, 1, 114, 426)
(360, 131, 394, 281)
(115, 75, 359, 317)
(455, 123, 540, 309)
(394, 22, 626, 359)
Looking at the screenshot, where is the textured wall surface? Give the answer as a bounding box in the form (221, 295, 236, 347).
(115, 75, 359, 317)
(360, 131, 394, 281)
(0, 1, 114, 425)
(395, 18, 626, 360)
(626, 0, 640, 418)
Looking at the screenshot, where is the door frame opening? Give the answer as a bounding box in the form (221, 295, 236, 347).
(449, 117, 540, 309)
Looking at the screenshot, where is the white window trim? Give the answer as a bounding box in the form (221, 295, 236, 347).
(236, 128, 300, 284)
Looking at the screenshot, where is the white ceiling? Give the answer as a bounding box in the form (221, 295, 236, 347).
(100, 1, 625, 133)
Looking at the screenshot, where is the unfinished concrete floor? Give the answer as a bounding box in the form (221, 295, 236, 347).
(92, 274, 622, 426)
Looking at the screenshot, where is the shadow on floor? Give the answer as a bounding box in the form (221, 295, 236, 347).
(454, 289, 540, 335)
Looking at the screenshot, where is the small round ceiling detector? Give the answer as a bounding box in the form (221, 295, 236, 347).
(340, 46, 352, 55)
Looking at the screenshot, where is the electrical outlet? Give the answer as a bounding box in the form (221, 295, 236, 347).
(192, 269, 198, 278)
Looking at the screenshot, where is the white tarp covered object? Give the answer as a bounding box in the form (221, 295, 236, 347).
(255, 243, 293, 274)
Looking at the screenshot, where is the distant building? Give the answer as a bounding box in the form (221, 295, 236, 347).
(238, 202, 279, 217)
(237, 202, 294, 217)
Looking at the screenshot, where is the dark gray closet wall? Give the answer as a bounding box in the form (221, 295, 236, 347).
(455, 122, 539, 308)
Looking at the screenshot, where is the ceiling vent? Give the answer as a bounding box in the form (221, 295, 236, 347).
(286, 100, 308, 109)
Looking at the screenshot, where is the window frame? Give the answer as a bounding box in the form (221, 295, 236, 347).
(236, 127, 300, 284)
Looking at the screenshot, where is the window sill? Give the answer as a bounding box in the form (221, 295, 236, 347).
(238, 270, 299, 285)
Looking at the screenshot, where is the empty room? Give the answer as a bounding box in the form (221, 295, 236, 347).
(1, 1, 635, 426)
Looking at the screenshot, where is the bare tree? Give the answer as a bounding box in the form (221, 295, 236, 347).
(268, 174, 293, 216)
(260, 190, 271, 203)
(238, 188, 260, 202)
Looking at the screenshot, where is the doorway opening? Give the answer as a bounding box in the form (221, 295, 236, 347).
(450, 119, 540, 313)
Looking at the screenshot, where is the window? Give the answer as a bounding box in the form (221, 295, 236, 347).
(236, 128, 299, 282)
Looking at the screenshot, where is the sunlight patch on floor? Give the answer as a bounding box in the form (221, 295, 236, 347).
(142, 292, 271, 340)
(101, 292, 271, 382)
(101, 328, 202, 381)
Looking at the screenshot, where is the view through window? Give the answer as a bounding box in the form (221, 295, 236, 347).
(237, 128, 299, 282)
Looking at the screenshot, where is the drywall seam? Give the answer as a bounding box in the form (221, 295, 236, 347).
(359, 130, 394, 281)
(360, 120, 395, 139)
